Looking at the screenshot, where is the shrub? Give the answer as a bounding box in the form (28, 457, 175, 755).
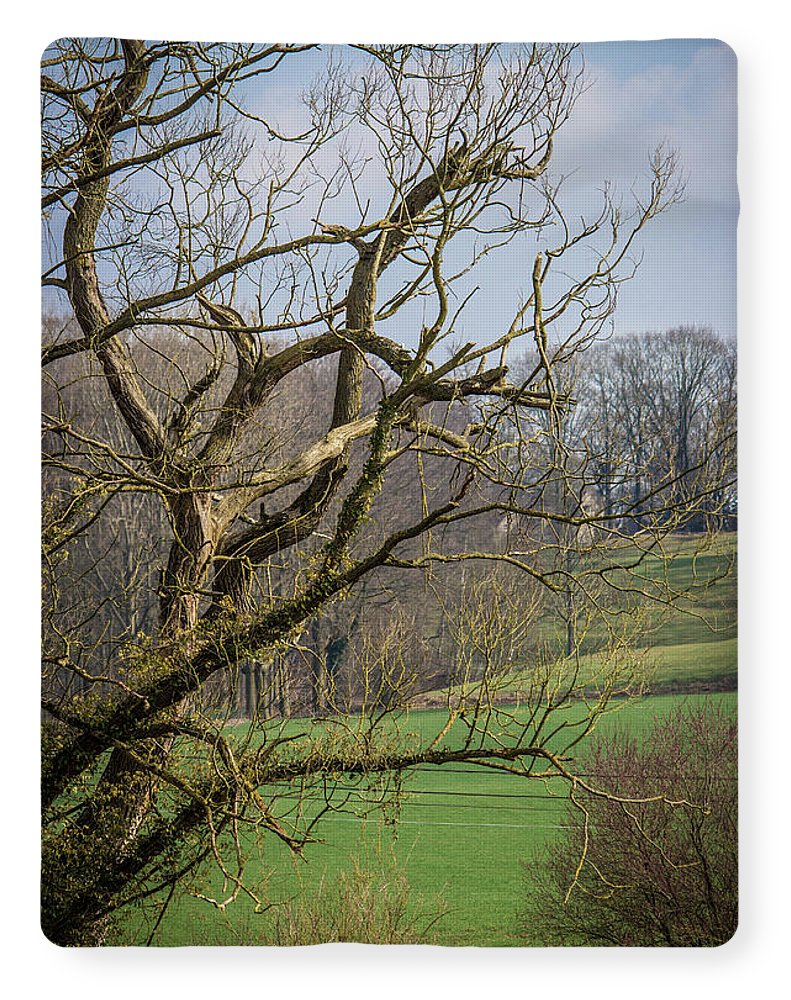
(520, 701, 737, 946)
(264, 843, 449, 946)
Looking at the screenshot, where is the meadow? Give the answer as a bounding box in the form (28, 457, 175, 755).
(119, 689, 736, 947)
(115, 535, 737, 947)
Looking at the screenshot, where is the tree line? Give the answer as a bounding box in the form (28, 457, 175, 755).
(44, 320, 736, 718)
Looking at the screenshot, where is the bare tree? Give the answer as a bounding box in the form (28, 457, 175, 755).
(574, 328, 737, 531)
(40, 40, 724, 946)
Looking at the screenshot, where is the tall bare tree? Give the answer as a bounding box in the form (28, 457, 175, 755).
(41, 40, 726, 945)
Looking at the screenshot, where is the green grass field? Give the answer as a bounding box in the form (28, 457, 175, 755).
(626, 533, 736, 647)
(588, 533, 736, 689)
(119, 692, 736, 947)
(114, 534, 737, 947)
(455, 532, 737, 700)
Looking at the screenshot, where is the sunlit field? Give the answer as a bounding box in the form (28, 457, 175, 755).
(115, 689, 735, 946)
(109, 532, 736, 946)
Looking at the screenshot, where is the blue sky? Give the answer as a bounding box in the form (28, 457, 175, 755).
(255, 41, 738, 341)
(225, 40, 739, 345)
(40, 40, 737, 345)
(568, 40, 737, 339)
